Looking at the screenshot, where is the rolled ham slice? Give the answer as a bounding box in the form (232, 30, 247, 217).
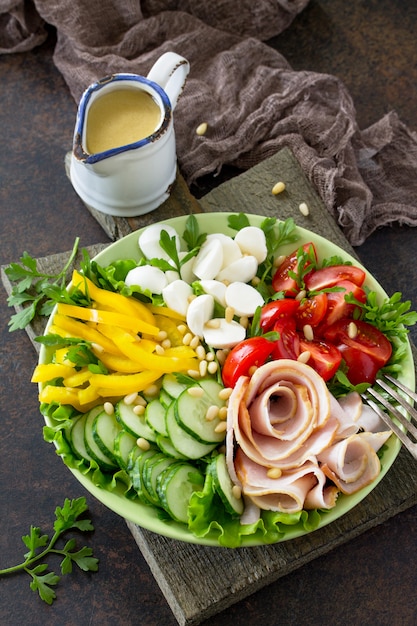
(230, 359, 335, 467)
(318, 434, 381, 494)
(235, 449, 338, 513)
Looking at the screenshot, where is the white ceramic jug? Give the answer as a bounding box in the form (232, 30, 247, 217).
(70, 52, 190, 217)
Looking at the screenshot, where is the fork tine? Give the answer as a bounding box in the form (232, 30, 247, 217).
(361, 392, 416, 457)
(382, 372, 417, 403)
(373, 378, 417, 440)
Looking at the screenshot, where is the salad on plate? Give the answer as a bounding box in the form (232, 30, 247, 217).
(32, 213, 416, 547)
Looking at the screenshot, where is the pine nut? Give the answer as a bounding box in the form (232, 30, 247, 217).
(187, 386, 204, 398)
(156, 330, 168, 342)
(155, 344, 165, 355)
(225, 306, 235, 323)
(274, 254, 286, 268)
(190, 335, 200, 349)
(219, 387, 233, 400)
(239, 316, 249, 329)
(91, 342, 105, 353)
(214, 421, 227, 433)
(272, 181, 286, 195)
(348, 321, 358, 339)
(103, 402, 114, 415)
(303, 324, 314, 341)
(177, 324, 187, 335)
(133, 404, 145, 415)
(144, 384, 158, 397)
(218, 406, 228, 420)
(182, 332, 192, 345)
(206, 351, 215, 362)
(295, 289, 307, 301)
(206, 405, 219, 421)
(199, 359, 208, 377)
(161, 338, 171, 349)
(251, 276, 261, 286)
(134, 395, 147, 406)
(137, 437, 150, 451)
(205, 319, 220, 329)
(207, 361, 218, 374)
(196, 122, 208, 135)
(216, 349, 228, 364)
(299, 202, 310, 216)
(267, 467, 282, 479)
(297, 350, 311, 364)
(196, 345, 206, 360)
(124, 392, 138, 405)
(232, 485, 242, 499)
(187, 369, 201, 378)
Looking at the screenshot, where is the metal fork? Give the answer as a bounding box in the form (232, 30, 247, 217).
(362, 373, 417, 460)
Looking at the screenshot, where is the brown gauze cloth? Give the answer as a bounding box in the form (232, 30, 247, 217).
(2, 0, 417, 245)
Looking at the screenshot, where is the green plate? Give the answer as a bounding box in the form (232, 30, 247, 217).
(39, 213, 415, 546)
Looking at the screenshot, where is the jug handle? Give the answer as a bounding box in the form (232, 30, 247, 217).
(147, 52, 190, 110)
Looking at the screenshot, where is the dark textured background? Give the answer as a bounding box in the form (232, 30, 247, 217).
(1, 1, 416, 625)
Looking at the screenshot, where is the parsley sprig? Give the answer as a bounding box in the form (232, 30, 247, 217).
(0, 497, 98, 605)
(150, 214, 207, 275)
(5, 238, 80, 332)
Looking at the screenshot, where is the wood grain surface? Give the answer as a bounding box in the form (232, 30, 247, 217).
(3, 149, 416, 626)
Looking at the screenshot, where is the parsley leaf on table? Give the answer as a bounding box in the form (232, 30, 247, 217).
(5, 238, 80, 331)
(0, 497, 98, 605)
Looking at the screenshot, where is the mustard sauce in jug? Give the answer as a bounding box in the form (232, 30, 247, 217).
(86, 89, 161, 154)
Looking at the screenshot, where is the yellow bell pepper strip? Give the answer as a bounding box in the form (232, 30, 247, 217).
(97, 352, 151, 374)
(89, 370, 161, 396)
(62, 367, 93, 388)
(39, 385, 87, 412)
(71, 270, 157, 325)
(153, 314, 189, 347)
(31, 363, 75, 383)
(147, 304, 185, 320)
(98, 325, 199, 373)
(52, 313, 122, 356)
(77, 385, 103, 406)
(47, 324, 73, 339)
(56, 303, 160, 336)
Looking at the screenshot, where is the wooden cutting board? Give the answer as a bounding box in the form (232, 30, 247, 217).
(3, 148, 417, 626)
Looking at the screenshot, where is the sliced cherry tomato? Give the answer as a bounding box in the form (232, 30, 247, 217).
(222, 336, 275, 388)
(305, 265, 366, 291)
(259, 298, 300, 332)
(317, 280, 367, 331)
(323, 318, 392, 384)
(298, 338, 342, 381)
(271, 318, 300, 360)
(272, 242, 317, 297)
(295, 293, 328, 329)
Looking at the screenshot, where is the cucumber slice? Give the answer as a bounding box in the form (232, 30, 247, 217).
(68, 413, 94, 464)
(115, 399, 157, 442)
(145, 398, 168, 437)
(156, 434, 187, 459)
(208, 453, 244, 517)
(84, 406, 118, 471)
(142, 454, 178, 505)
(93, 409, 122, 464)
(113, 430, 138, 470)
(156, 463, 204, 524)
(174, 379, 226, 445)
(166, 401, 217, 459)
(159, 388, 173, 409)
(126, 444, 142, 472)
(161, 373, 188, 399)
(130, 447, 159, 501)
